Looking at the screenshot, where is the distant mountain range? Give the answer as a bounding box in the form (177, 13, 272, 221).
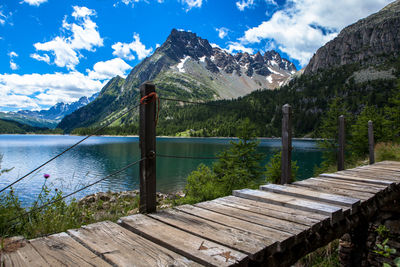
(0, 93, 98, 128)
(58, 30, 297, 132)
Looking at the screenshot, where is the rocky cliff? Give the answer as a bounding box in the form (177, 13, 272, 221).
(305, 0, 400, 74)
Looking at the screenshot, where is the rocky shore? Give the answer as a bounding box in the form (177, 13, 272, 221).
(78, 190, 185, 220)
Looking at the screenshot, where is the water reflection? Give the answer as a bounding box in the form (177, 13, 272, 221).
(0, 135, 323, 206)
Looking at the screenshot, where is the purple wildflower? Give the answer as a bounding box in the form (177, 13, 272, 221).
(44, 174, 50, 179)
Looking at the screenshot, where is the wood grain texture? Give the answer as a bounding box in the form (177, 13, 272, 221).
(30, 232, 110, 266)
(174, 204, 291, 251)
(214, 196, 328, 231)
(233, 189, 344, 224)
(260, 184, 360, 214)
(0, 237, 48, 267)
(119, 214, 248, 267)
(148, 208, 270, 261)
(320, 173, 394, 186)
(293, 179, 376, 200)
(68, 221, 202, 267)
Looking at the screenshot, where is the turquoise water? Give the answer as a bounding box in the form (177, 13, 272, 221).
(0, 135, 323, 206)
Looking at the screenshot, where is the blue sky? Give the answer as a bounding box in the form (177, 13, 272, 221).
(0, 0, 394, 111)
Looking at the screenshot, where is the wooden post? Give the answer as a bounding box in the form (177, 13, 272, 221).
(338, 115, 345, 171)
(368, 120, 375, 165)
(281, 104, 292, 184)
(139, 82, 156, 213)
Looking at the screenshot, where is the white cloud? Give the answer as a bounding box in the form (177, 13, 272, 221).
(0, 72, 104, 110)
(216, 27, 229, 39)
(21, 0, 47, 6)
(236, 0, 254, 11)
(0, 7, 12, 26)
(0, 11, 5, 25)
(226, 42, 254, 54)
(240, 0, 393, 66)
(181, 0, 202, 11)
(30, 53, 50, 63)
(155, 43, 161, 48)
(112, 33, 153, 61)
(8, 51, 18, 70)
(87, 58, 132, 80)
(33, 6, 103, 70)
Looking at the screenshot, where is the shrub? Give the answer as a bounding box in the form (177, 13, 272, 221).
(375, 142, 400, 162)
(265, 151, 298, 184)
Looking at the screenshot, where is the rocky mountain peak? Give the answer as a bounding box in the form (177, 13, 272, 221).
(305, 0, 400, 74)
(161, 29, 213, 61)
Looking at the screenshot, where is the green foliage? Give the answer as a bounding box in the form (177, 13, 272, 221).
(265, 151, 299, 184)
(351, 106, 390, 156)
(374, 224, 400, 267)
(298, 240, 340, 267)
(0, 119, 62, 134)
(178, 120, 265, 204)
(375, 142, 400, 162)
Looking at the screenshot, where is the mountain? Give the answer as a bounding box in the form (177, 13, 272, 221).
(0, 119, 55, 134)
(129, 1, 400, 138)
(0, 93, 98, 129)
(305, 0, 400, 74)
(125, 29, 296, 99)
(59, 29, 296, 132)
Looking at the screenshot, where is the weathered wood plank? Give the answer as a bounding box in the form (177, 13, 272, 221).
(0, 237, 49, 267)
(173, 205, 291, 252)
(319, 173, 394, 186)
(233, 189, 344, 224)
(293, 178, 378, 199)
(68, 221, 203, 267)
(186, 200, 307, 240)
(148, 208, 271, 261)
(216, 196, 329, 230)
(339, 170, 399, 181)
(345, 168, 400, 180)
(311, 176, 387, 192)
(119, 214, 248, 267)
(260, 184, 360, 214)
(29, 232, 110, 266)
(361, 165, 400, 173)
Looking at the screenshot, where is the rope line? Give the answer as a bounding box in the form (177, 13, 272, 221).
(141, 92, 160, 126)
(7, 157, 145, 225)
(0, 103, 141, 194)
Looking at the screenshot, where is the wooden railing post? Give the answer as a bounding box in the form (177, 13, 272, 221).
(281, 104, 292, 184)
(139, 82, 156, 213)
(338, 115, 345, 171)
(368, 120, 375, 164)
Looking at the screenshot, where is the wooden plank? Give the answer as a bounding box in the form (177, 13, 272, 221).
(348, 167, 400, 178)
(311, 176, 387, 192)
(68, 221, 203, 267)
(173, 205, 292, 252)
(233, 189, 343, 224)
(363, 165, 400, 173)
(319, 173, 394, 186)
(217, 196, 329, 230)
(350, 166, 400, 176)
(148, 208, 271, 261)
(293, 178, 378, 198)
(340, 169, 399, 180)
(260, 184, 360, 214)
(30, 232, 110, 266)
(0, 237, 49, 267)
(119, 214, 248, 267)
(374, 161, 400, 166)
(184, 201, 307, 239)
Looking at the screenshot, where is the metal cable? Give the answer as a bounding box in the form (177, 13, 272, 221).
(0, 103, 141, 194)
(7, 157, 145, 225)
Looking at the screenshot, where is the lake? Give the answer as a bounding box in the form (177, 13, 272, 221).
(0, 135, 324, 206)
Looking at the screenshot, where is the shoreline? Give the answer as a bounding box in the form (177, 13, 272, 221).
(0, 133, 326, 141)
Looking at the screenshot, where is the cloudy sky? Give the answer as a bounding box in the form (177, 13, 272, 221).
(0, 0, 394, 112)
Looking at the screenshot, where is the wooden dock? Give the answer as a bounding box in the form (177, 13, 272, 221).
(2, 161, 400, 266)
